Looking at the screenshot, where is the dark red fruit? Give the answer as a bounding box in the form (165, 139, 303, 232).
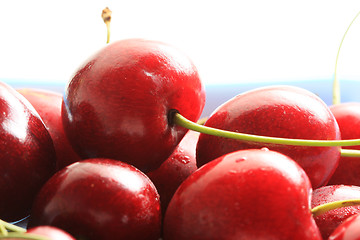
(163, 148, 321, 240)
(328, 213, 360, 240)
(311, 185, 360, 239)
(328, 102, 360, 185)
(196, 85, 341, 188)
(62, 38, 205, 172)
(17, 88, 82, 170)
(147, 130, 199, 215)
(0, 82, 56, 222)
(28, 158, 161, 240)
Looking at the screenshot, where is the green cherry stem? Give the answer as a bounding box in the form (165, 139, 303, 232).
(333, 10, 360, 105)
(0, 219, 26, 233)
(173, 112, 360, 147)
(340, 149, 360, 157)
(0, 233, 50, 240)
(311, 199, 360, 217)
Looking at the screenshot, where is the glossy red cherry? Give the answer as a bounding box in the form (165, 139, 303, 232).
(62, 38, 205, 172)
(17, 88, 82, 170)
(147, 130, 199, 215)
(311, 185, 360, 239)
(328, 213, 360, 240)
(28, 158, 161, 240)
(196, 85, 341, 188)
(163, 148, 321, 240)
(328, 102, 360, 185)
(0, 82, 56, 222)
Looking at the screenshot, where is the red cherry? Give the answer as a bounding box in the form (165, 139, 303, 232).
(62, 38, 205, 172)
(163, 148, 321, 240)
(328, 213, 360, 240)
(328, 102, 360, 185)
(17, 88, 82, 170)
(311, 185, 360, 239)
(28, 158, 161, 240)
(196, 85, 341, 188)
(0, 82, 56, 222)
(147, 130, 199, 215)
(27, 226, 75, 240)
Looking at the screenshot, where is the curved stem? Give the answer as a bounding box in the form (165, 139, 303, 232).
(311, 199, 360, 217)
(0, 233, 50, 240)
(174, 112, 360, 147)
(0, 220, 25, 233)
(333, 10, 360, 105)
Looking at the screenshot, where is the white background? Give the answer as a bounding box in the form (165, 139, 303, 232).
(1, 1, 360, 86)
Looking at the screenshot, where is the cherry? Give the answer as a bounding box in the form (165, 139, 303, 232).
(0, 82, 56, 222)
(311, 185, 360, 239)
(328, 213, 360, 240)
(147, 130, 199, 216)
(62, 38, 205, 173)
(28, 158, 161, 240)
(163, 148, 321, 239)
(17, 88, 82, 170)
(327, 103, 360, 185)
(195, 85, 341, 188)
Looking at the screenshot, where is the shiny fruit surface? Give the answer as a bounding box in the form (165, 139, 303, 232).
(311, 185, 360, 239)
(17, 88, 82, 170)
(328, 102, 360, 185)
(164, 148, 321, 240)
(28, 158, 161, 240)
(0, 82, 56, 222)
(196, 85, 341, 188)
(62, 38, 205, 172)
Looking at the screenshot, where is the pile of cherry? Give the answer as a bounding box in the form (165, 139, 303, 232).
(2, 38, 360, 240)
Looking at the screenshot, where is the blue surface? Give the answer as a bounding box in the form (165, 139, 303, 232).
(2, 78, 360, 118)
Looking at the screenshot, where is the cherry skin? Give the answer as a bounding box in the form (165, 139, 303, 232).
(163, 148, 321, 240)
(196, 85, 341, 188)
(26, 226, 76, 240)
(28, 158, 161, 240)
(17, 88, 82, 170)
(147, 130, 199, 216)
(311, 185, 360, 239)
(62, 38, 206, 173)
(0, 82, 56, 222)
(327, 102, 360, 185)
(328, 213, 360, 240)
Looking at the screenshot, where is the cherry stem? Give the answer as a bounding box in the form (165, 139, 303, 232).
(333, 10, 360, 105)
(101, 7, 112, 44)
(0, 233, 50, 240)
(311, 199, 360, 217)
(174, 112, 360, 147)
(0, 220, 25, 233)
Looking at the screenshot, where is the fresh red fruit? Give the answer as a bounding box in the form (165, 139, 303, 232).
(17, 88, 82, 170)
(147, 130, 199, 215)
(196, 85, 341, 188)
(328, 213, 360, 240)
(28, 158, 161, 240)
(163, 148, 321, 240)
(311, 185, 360, 239)
(0, 82, 56, 222)
(62, 38, 206, 172)
(27, 226, 75, 240)
(328, 102, 360, 185)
